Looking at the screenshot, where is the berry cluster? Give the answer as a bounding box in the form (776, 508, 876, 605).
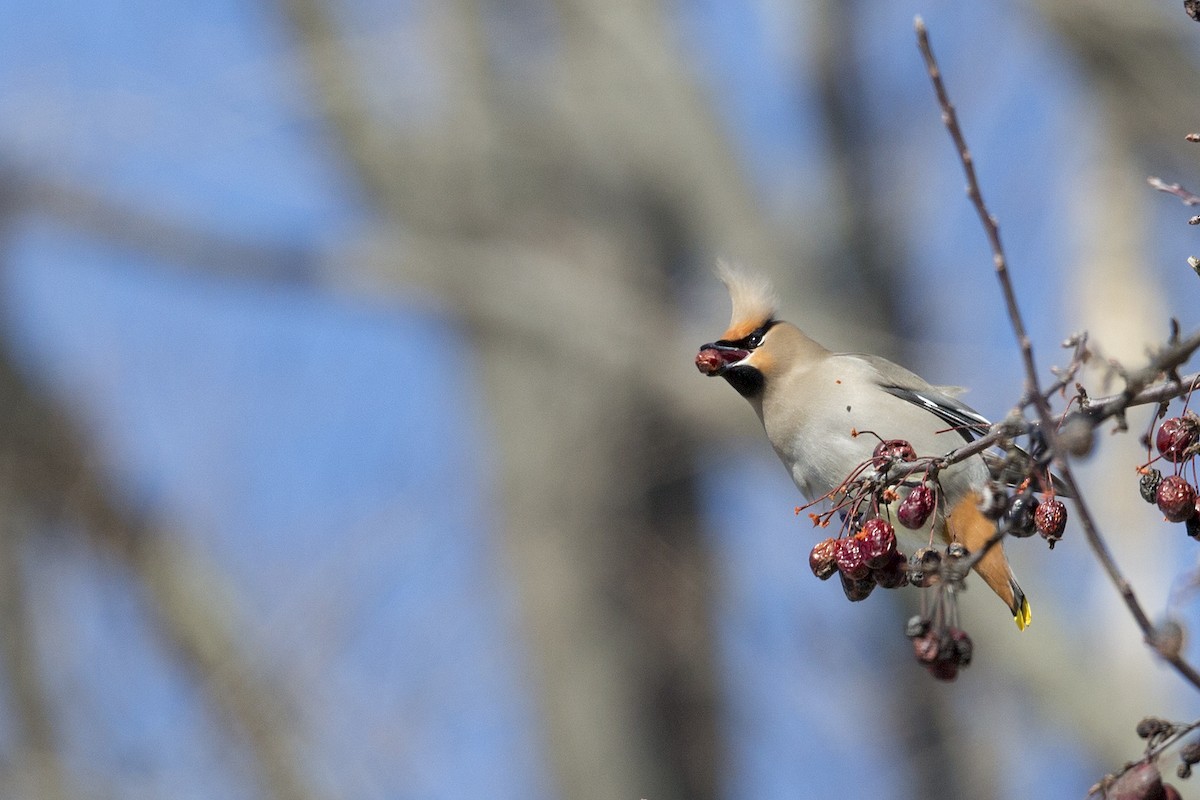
(904, 543, 974, 681)
(801, 434, 1066, 680)
(1139, 412, 1200, 537)
(907, 615, 972, 682)
(809, 518, 908, 603)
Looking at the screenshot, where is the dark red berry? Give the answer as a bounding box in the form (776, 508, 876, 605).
(1106, 762, 1164, 800)
(912, 630, 941, 664)
(694, 348, 725, 375)
(949, 627, 973, 667)
(1005, 493, 1039, 537)
(898, 484, 937, 529)
(839, 571, 875, 602)
(1156, 416, 1199, 463)
(1141, 469, 1164, 504)
(926, 659, 959, 682)
(1035, 498, 1068, 546)
(835, 537, 870, 580)
(859, 519, 897, 567)
(809, 538, 839, 580)
(1163, 783, 1182, 800)
(873, 550, 910, 589)
(872, 438, 916, 465)
(1157, 476, 1198, 523)
(1187, 515, 1200, 541)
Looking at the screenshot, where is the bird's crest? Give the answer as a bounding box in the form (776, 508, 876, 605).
(717, 262, 778, 339)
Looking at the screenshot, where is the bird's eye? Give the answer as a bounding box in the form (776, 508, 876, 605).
(747, 330, 765, 348)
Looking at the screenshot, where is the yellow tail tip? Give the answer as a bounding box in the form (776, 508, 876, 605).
(1014, 597, 1032, 631)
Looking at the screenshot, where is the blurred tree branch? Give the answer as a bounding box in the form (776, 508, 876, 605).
(0, 483, 69, 800)
(0, 229, 324, 800)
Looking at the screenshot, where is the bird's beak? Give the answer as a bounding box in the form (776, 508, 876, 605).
(695, 342, 750, 376)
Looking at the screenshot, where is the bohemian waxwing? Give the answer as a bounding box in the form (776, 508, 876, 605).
(695, 264, 1032, 629)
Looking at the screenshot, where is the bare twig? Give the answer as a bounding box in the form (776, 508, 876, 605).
(1148, 176, 1200, 207)
(914, 17, 1050, 422)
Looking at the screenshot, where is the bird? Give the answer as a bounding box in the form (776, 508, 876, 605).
(695, 264, 1032, 629)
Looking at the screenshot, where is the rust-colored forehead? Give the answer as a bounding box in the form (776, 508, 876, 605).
(721, 320, 765, 341)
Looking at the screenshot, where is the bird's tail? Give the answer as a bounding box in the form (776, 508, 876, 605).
(947, 492, 1031, 630)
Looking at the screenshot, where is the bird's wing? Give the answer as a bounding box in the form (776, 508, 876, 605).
(852, 354, 1073, 497)
(852, 354, 991, 443)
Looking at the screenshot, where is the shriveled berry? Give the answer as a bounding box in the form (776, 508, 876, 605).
(1156, 416, 1199, 463)
(949, 627, 973, 667)
(1035, 498, 1068, 545)
(873, 438, 916, 465)
(839, 571, 876, 602)
(873, 550, 910, 589)
(905, 615, 929, 639)
(1005, 493, 1039, 537)
(915, 547, 942, 570)
(927, 659, 959, 682)
(898, 484, 937, 529)
(912, 630, 941, 664)
(836, 537, 870, 580)
(1106, 762, 1165, 800)
(1059, 414, 1095, 458)
(859, 519, 897, 568)
(1187, 515, 1200, 541)
(1137, 717, 1171, 740)
(1177, 763, 1192, 781)
(908, 550, 937, 587)
(978, 481, 1009, 520)
(946, 542, 967, 560)
(1141, 469, 1164, 504)
(809, 538, 839, 580)
(1157, 476, 1198, 523)
(1179, 740, 1200, 766)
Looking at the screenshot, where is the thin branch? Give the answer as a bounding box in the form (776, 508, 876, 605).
(0, 481, 69, 800)
(916, 17, 1200, 693)
(1148, 176, 1200, 207)
(914, 17, 1049, 420)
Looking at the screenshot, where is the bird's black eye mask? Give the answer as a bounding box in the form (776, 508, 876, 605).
(715, 320, 778, 351)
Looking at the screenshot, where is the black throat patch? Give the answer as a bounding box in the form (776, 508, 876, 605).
(723, 365, 764, 398)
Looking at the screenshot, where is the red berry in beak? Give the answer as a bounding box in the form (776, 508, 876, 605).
(1157, 476, 1198, 523)
(695, 348, 725, 375)
(898, 484, 936, 529)
(1156, 415, 1199, 463)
